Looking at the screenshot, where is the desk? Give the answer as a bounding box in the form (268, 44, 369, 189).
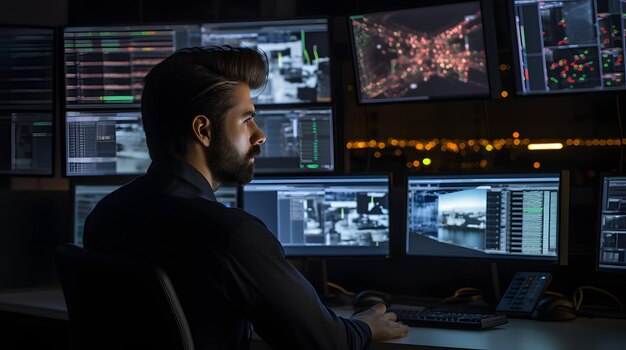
(1, 288, 625, 350)
(0, 287, 67, 321)
(332, 306, 626, 350)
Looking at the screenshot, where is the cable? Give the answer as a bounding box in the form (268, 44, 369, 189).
(327, 282, 356, 296)
(419, 287, 484, 314)
(364, 105, 371, 172)
(543, 290, 565, 298)
(616, 95, 624, 172)
(573, 286, 624, 312)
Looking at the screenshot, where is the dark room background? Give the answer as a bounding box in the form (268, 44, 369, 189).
(1, 0, 625, 304)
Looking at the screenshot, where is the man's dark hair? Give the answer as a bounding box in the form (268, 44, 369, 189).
(141, 46, 268, 160)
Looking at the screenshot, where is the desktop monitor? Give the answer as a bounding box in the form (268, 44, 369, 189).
(242, 175, 390, 256)
(348, 1, 497, 103)
(253, 105, 334, 173)
(73, 184, 239, 246)
(201, 19, 331, 104)
(406, 173, 569, 264)
(0, 27, 54, 109)
(0, 112, 53, 175)
(597, 175, 626, 272)
(65, 110, 150, 176)
(63, 24, 201, 108)
(511, 0, 626, 94)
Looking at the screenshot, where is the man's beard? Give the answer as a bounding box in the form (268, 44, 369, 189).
(206, 132, 261, 186)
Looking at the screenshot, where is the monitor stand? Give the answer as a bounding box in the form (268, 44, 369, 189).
(490, 262, 502, 302)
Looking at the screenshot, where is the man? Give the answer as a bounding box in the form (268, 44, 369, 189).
(83, 46, 408, 349)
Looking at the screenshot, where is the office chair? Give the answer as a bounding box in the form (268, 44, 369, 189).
(56, 243, 194, 350)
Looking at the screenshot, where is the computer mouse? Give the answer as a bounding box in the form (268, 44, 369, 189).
(531, 296, 577, 321)
(353, 290, 392, 314)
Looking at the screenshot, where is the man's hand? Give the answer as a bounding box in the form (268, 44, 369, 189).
(351, 303, 409, 341)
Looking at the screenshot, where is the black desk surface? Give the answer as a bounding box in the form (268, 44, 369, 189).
(1, 287, 625, 350)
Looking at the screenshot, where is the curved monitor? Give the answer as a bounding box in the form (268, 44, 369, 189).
(597, 175, 626, 272)
(406, 172, 569, 263)
(349, 1, 498, 103)
(511, 0, 626, 94)
(243, 175, 390, 256)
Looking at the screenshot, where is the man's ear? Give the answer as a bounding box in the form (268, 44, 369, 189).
(191, 115, 211, 148)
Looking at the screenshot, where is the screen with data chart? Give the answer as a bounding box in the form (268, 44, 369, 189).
(63, 25, 201, 108)
(253, 106, 334, 173)
(598, 175, 626, 272)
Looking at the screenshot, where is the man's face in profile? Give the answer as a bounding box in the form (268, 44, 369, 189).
(207, 83, 266, 185)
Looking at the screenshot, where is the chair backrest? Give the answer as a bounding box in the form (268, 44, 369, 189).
(56, 243, 194, 350)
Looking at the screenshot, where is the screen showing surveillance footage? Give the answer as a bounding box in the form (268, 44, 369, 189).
(407, 174, 562, 261)
(349, 1, 490, 103)
(254, 106, 334, 173)
(201, 19, 331, 104)
(598, 176, 626, 271)
(513, 0, 626, 94)
(73, 184, 238, 246)
(64, 25, 200, 107)
(243, 176, 390, 256)
(65, 110, 150, 176)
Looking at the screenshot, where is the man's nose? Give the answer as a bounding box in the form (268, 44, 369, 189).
(251, 121, 266, 145)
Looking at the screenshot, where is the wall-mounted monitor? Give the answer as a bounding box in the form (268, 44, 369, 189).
(511, 0, 626, 94)
(201, 19, 331, 104)
(63, 25, 200, 108)
(253, 105, 334, 174)
(597, 175, 626, 272)
(406, 172, 569, 264)
(0, 27, 54, 109)
(73, 184, 238, 246)
(0, 112, 53, 175)
(349, 1, 497, 103)
(65, 110, 150, 176)
(243, 175, 390, 256)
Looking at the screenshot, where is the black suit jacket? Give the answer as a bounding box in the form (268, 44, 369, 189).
(83, 158, 371, 350)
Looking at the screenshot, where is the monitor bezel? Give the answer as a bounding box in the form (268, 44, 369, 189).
(347, 0, 501, 105)
(243, 173, 393, 257)
(252, 103, 337, 175)
(403, 170, 569, 265)
(595, 173, 626, 274)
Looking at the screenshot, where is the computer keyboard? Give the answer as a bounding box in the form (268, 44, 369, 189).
(389, 308, 508, 330)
